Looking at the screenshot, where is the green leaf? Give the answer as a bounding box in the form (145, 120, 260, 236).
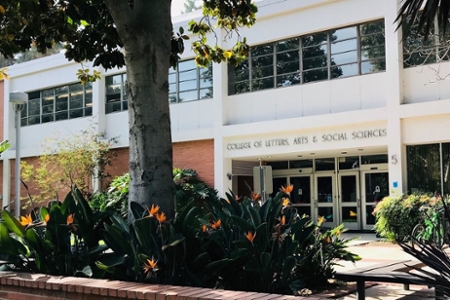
(80, 20, 89, 27)
(133, 218, 159, 256)
(130, 202, 145, 220)
(230, 215, 254, 233)
(103, 223, 132, 256)
(179, 26, 184, 34)
(2, 210, 25, 238)
(181, 206, 201, 233)
(110, 213, 130, 235)
(281, 256, 296, 283)
(247, 205, 261, 228)
(260, 252, 271, 269)
(0, 223, 16, 255)
(162, 233, 185, 251)
(204, 258, 233, 273)
(191, 252, 210, 267)
(254, 223, 268, 254)
(82, 243, 109, 259)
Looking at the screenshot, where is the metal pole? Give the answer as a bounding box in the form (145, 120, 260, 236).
(14, 108, 20, 217)
(440, 143, 444, 197)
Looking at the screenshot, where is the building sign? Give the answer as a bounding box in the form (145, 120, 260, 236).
(226, 129, 386, 151)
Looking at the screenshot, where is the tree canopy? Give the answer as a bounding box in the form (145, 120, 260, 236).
(0, 0, 257, 217)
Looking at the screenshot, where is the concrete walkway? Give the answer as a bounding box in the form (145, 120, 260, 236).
(335, 233, 438, 300)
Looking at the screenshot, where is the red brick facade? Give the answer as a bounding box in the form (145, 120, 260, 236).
(8, 139, 215, 211)
(105, 139, 215, 188)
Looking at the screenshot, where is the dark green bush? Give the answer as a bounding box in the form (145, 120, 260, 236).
(0, 178, 360, 295)
(373, 193, 447, 241)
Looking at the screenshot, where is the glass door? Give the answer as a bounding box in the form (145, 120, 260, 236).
(314, 172, 336, 227)
(338, 171, 360, 230)
(290, 176, 313, 218)
(361, 171, 389, 230)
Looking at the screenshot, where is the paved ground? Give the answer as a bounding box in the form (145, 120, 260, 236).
(335, 233, 438, 300)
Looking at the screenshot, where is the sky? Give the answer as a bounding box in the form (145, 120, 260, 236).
(171, 0, 194, 16)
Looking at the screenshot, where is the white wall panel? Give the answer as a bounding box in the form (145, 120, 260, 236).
(360, 73, 386, 109)
(302, 82, 331, 116)
(20, 117, 96, 157)
(402, 114, 450, 144)
(329, 77, 361, 113)
(403, 63, 450, 103)
(275, 87, 303, 120)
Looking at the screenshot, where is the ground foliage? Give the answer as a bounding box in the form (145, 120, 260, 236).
(0, 181, 360, 295)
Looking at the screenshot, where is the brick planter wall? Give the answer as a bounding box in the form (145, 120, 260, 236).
(0, 272, 321, 300)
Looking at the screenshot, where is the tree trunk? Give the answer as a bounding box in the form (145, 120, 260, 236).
(104, 0, 174, 218)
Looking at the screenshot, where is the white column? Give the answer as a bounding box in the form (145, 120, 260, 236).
(213, 29, 233, 196)
(385, 0, 406, 196)
(91, 66, 105, 192)
(2, 159, 11, 210)
(2, 79, 13, 210)
(92, 66, 106, 134)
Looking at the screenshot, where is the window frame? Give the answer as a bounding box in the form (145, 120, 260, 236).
(228, 19, 386, 96)
(22, 82, 93, 127)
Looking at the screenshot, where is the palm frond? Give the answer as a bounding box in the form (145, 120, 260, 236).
(399, 241, 450, 296)
(396, 0, 449, 40)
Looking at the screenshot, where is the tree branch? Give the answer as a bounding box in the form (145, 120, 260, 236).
(103, 0, 133, 36)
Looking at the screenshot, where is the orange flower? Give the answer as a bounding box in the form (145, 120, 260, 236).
(282, 198, 290, 206)
(251, 192, 261, 201)
(281, 215, 286, 225)
(202, 225, 207, 232)
(156, 212, 166, 223)
(246, 231, 256, 243)
(148, 204, 160, 216)
(44, 214, 50, 223)
(211, 219, 221, 230)
(143, 258, 158, 278)
(67, 214, 74, 225)
(281, 184, 294, 195)
(20, 214, 32, 226)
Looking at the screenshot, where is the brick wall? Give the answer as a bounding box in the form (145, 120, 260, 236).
(106, 139, 215, 188)
(0, 272, 307, 300)
(173, 139, 214, 187)
(3, 139, 215, 212)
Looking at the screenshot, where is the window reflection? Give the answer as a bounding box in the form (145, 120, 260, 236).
(105, 59, 213, 109)
(229, 19, 386, 94)
(23, 83, 92, 126)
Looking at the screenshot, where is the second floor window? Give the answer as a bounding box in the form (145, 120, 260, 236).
(23, 83, 92, 126)
(403, 17, 450, 67)
(105, 59, 213, 114)
(228, 20, 386, 95)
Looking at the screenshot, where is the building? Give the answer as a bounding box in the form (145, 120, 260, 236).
(2, 0, 450, 230)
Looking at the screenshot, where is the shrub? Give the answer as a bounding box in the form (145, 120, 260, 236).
(0, 187, 111, 276)
(373, 193, 447, 241)
(91, 169, 218, 220)
(90, 173, 130, 217)
(21, 128, 117, 205)
(0, 182, 360, 295)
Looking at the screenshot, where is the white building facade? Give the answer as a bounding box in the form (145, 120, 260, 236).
(3, 0, 450, 230)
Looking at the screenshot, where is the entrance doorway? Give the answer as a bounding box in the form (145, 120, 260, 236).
(269, 156, 388, 231)
(361, 171, 389, 230)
